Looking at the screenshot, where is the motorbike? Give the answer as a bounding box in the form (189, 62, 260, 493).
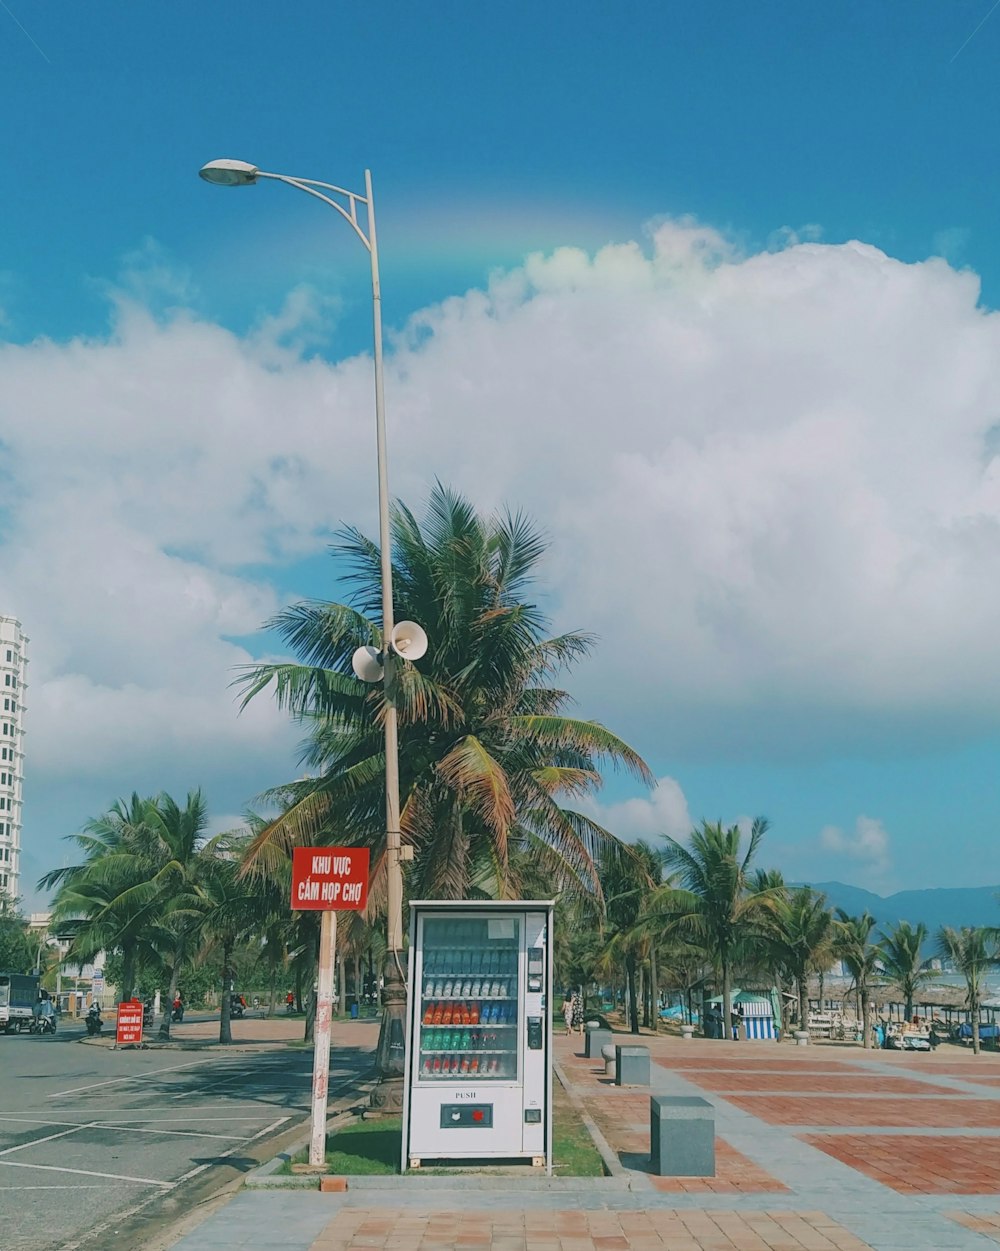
(171, 1002, 184, 1023)
(30, 1015, 57, 1035)
(85, 1007, 103, 1037)
(142, 1002, 153, 1027)
(229, 997, 245, 1019)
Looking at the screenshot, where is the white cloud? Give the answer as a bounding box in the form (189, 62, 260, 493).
(585, 776, 692, 844)
(6, 217, 1000, 879)
(819, 816, 891, 873)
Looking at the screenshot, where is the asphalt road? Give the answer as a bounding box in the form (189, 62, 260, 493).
(0, 1021, 373, 1251)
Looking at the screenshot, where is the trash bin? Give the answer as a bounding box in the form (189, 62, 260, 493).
(350, 999, 359, 1020)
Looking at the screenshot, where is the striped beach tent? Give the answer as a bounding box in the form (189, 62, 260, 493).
(734, 992, 777, 1040)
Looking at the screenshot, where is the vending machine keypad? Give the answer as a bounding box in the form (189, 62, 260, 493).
(418, 916, 520, 1081)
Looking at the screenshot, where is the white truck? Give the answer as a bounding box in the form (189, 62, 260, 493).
(0, 972, 40, 1032)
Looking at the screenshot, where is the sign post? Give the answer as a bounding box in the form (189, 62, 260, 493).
(115, 999, 144, 1047)
(290, 847, 370, 1169)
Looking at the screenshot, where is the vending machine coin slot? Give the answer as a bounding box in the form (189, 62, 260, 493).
(527, 1016, 543, 1050)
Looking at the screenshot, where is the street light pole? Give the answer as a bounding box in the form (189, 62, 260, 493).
(199, 159, 408, 1109)
(364, 169, 403, 959)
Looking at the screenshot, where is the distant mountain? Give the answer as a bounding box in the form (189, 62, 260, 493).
(794, 881, 1000, 934)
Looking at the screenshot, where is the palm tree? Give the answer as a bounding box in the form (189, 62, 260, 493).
(651, 818, 776, 1036)
(39, 794, 170, 1001)
(596, 842, 660, 1034)
(236, 485, 651, 904)
(145, 790, 211, 1039)
(771, 888, 835, 1034)
(196, 832, 276, 1045)
(937, 926, 1000, 1055)
(833, 910, 880, 1048)
(878, 920, 934, 1022)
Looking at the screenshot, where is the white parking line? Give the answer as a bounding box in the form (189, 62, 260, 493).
(48, 1058, 215, 1099)
(93, 1124, 242, 1140)
(0, 1160, 172, 1186)
(55, 1113, 284, 1122)
(174, 1114, 290, 1182)
(170, 1071, 312, 1100)
(0, 1116, 84, 1128)
(0, 1123, 93, 1156)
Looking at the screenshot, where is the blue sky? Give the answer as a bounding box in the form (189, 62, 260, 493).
(4, 2, 1000, 904)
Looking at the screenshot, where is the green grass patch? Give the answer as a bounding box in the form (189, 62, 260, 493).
(551, 1082, 605, 1177)
(280, 1116, 401, 1175)
(279, 1088, 604, 1177)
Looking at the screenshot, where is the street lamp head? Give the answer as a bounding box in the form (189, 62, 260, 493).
(199, 158, 259, 187)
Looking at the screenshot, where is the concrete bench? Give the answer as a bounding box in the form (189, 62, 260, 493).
(650, 1095, 715, 1177)
(584, 1026, 612, 1059)
(615, 1044, 650, 1087)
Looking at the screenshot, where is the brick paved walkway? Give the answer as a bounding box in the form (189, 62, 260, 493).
(306, 1207, 875, 1250)
(164, 1030, 1000, 1251)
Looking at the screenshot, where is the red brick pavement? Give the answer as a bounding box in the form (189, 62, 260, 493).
(948, 1212, 1000, 1241)
(805, 1135, 1000, 1194)
(727, 1095, 1000, 1128)
(555, 1033, 1000, 1196)
(583, 1092, 787, 1193)
(681, 1072, 951, 1096)
(309, 1208, 874, 1250)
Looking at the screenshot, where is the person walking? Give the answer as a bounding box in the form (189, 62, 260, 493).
(562, 991, 574, 1036)
(571, 988, 584, 1035)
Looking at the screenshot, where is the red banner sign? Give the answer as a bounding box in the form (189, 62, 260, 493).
(291, 846, 370, 912)
(116, 999, 144, 1045)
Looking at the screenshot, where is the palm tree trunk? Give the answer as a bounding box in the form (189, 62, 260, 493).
(219, 939, 233, 1045)
(798, 974, 808, 1037)
(722, 961, 733, 1043)
(159, 945, 183, 1040)
(121, 942, 137, 1004)
(640, 962, 649, 1029)
(625, 953, 639, 1034)
(338, 954, 346, 1018)
(649, 948, 659, 1033)
(861, 986, 871, 1049)
(304, 986, 316, 1043)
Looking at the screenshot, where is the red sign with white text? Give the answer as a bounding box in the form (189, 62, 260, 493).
(291, 846, 370, 912)
(116, 999, 144, 1045)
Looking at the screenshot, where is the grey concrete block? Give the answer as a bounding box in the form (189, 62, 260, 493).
(584, 1026, 612, 1058)
(650, 1094, 715, 1177)
(615, 1044, 650, 1086)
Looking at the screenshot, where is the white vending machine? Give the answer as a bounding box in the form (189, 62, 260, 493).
(402, 900, 553, 1172)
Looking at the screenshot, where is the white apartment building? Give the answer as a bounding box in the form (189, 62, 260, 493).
(0, 617, 27, 901)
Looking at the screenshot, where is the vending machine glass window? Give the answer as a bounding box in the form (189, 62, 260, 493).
(417, 915, 520, 1082)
